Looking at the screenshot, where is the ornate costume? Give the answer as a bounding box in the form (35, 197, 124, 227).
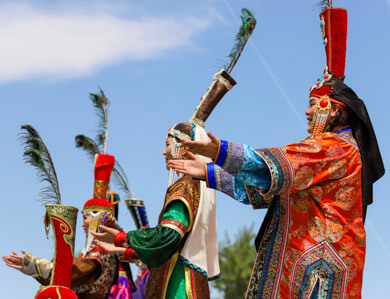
(14, 125, 79, 299)
(114, 126, 220, 299)
(204, 3, 384, 298)
(23, 154, 123, 299)
(110, 9, 256, 298)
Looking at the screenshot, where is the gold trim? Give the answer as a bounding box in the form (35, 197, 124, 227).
(162, 253, 180, 299)
(161, 223, 186, 238)
(56, 286, 62, 298)
(184, 264, 194, 299)
(163, 195, 194, 232)
(216, 72, 233, 90)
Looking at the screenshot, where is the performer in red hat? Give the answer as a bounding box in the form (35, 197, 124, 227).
(92, 9, 256, 298)
(3, 153, 131, 299)
(168, 2, 385, 298)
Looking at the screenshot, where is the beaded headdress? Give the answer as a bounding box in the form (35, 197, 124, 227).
(309, 2, 348, 135)
(81, 153, 116, 257)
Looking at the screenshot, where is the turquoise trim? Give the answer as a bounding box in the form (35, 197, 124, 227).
(179, 255, 208, 277)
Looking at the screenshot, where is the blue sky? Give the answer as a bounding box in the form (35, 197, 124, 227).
(1, 0, 389, 297)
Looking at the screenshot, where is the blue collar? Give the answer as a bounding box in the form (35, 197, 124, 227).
(335, 127, 352, 134)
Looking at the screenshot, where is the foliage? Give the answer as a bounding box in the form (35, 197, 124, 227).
(212, 224, 257, 298)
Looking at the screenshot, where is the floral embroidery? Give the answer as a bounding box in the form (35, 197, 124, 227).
(352, 224, 366, 247)
(307, 186, 323, 202)
(335, 186, 356, 210)
(308, 217, 344, 243)
(294, 166, 313, 190)
(344, 257, 357, 282)
(297, 139, 322, 152)
(326, 143, 346, 158)
(328, 158, 347, 179)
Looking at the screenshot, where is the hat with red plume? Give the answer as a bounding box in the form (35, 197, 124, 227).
(310, 6, 348, 107)
(83, 153, 115, 212)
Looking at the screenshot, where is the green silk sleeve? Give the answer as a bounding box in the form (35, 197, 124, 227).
(127, 200, 189, 268)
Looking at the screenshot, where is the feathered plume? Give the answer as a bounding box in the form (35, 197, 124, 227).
(20, 125, 61, 205)
(75, 135, 100, 161)
(111, 162, 134, 199)
(89, 88, 109, 154)
(315, 0, 333, 11)
(75, 134, 134, 198)
(225, 8, 257, 74)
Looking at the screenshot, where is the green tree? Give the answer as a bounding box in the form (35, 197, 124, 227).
(212, 224, 256, 298)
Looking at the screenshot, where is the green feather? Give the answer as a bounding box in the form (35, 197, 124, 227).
(20, 125, 61, 205)
(89, 88, 109, 153)
(75, 134, 100, 161)
(111, 162, 134, 198)
(225, 8, 257, 74)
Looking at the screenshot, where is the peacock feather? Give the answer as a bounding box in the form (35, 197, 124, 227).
(315, 0, 333, 11)
(75, 134, 134, 198)
(20, 125, 61, 205)
(225, 8, 257, 74)
(89, 88, 109, 154)
(75, 134, 100, 161)
(111, 161, 134, 199)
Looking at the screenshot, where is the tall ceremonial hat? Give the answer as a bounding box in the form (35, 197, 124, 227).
(83, 153, 115, 213)
(168, 8, 256, 140)
(19, 125, 78, 299)
(81, 153, 116, 257)
(309, 1, 384, 207)
(187, 8, 256, 128)
(166, 8, 257, 280)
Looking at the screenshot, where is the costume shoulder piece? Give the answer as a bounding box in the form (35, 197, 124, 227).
(160, 176, 201, 232)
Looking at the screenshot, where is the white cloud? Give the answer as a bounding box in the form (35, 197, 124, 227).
(0, 3, 213, 83)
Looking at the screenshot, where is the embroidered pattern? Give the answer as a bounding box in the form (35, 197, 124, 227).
(308, 217, 344, 243)
(223, 142, 244, 175)
(290, 240, 348, 298)
(161, 218, 188, 237)
(93, 180, 109, 198)
(256, 147, 294, 196)
(245, 184, 271, 209)
(246, 195, 290, 298)
(336, 131, 358, 149)
(215, 167, 235, 198)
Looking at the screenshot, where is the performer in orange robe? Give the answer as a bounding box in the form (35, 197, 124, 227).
(168, 3, 385, 298)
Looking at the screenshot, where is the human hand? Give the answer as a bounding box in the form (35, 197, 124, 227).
(182, 132, 220, 159)
(168, 152, 207, 179)
(95, 240, 126, 254)
(2, 250, 26, 270)
(91, 225, 119, 243)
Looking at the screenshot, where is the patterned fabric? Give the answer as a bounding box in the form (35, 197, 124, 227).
(211, 131, 365, 298)
(146, 257, 209, 299)
(206, 153, 271, 204)
(109, 268, 132, 299)
(161, 219, 188, 237)
(72, 249, 118, 296)
(136, 176, 210, 298)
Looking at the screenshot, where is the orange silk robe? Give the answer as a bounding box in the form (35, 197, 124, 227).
(208, 130, 364, 298)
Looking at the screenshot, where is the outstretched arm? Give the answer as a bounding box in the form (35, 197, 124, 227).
(168, 151, 207, 179)
(2, 250, 24, 271)
(95, 201, 190, 269)
(181, 132, 220, 160)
